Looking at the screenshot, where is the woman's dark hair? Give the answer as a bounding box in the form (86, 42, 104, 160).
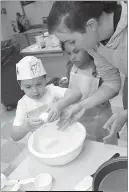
(60, 41, 65, 51)
(48, 1, 117, 33)
(16, 12, 21, 17)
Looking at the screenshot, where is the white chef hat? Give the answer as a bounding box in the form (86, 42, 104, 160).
(16, 56, 47, 80)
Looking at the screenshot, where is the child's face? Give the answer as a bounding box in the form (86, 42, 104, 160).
(64, 42, 92, 67)
(20, 76, 46, 100)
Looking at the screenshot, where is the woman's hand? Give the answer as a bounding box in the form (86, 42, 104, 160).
(57, 102, 86, 131)
(47, 103, 61, 123)
(103, 110, 127, 144)
(27, 117, 43, 132)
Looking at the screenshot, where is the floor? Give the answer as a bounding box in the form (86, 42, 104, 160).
(1, 108, 31, 177)
(1, 94, 127, 177)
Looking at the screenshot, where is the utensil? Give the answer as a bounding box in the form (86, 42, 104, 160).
(92, 154, 127, 191)
(1, 174, 19, 189)
(91, 153, 120, 178)
(33, 173, 52, 191)
(74, 153, 120, 191)
(10, 183, 21, 191)
(35, 35, 45, 49)
(10, 173, 52, 191)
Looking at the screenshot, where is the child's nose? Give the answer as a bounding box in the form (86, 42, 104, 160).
(33, 87, 38, 94)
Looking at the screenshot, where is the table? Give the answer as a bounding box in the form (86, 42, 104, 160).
(21, 44, 63, 55)
(4, 140, 127, 191)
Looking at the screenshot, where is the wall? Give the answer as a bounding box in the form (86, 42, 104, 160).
(1, 1, 23, 41)
(1, 1, 53, 41)
(23, 1, 53, 25)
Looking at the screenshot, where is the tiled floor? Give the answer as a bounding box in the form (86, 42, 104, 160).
(1, 93, 127, 177)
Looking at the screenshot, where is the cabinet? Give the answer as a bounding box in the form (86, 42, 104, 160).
(13, 28, 48, 48)
(13, 33, 29, 49)
(36, 54, 67, 78)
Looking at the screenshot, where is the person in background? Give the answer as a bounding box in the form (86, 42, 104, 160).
(11, 56, 82, 141)
(16, 12, 30, 33)
(48, 1, 127, 143)
(16, 12, 25, 33)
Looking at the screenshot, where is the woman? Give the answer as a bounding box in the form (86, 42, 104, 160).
(48, 1, 127, 143)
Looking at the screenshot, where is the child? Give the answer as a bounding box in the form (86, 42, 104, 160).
(11, 56, 82, 141)
(48, 42, 120, 144)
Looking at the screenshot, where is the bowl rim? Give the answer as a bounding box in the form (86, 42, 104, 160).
(28, 122, 86, 158)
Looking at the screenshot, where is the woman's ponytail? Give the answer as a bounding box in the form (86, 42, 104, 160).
(103, 1, 118, 13)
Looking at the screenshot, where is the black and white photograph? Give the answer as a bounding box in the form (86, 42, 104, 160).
(1, 1, 128, 191)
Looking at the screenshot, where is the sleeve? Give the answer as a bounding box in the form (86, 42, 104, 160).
(49, 85, 67, 99)
(113, 46, 127, 77)
(13, 100, 27, 126)
(96, 63, 121, 93)
(97, 40, 127, 77)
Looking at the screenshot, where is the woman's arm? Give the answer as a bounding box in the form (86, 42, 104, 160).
(80, 84, 118, 110)
(57, 89, 82, 111)
(86, 47, 122, 109)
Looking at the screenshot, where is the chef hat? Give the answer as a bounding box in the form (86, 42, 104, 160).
(16, 56, 47, 80)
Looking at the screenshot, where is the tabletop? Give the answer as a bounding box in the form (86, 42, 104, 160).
(20, 44, 63, 55)
(4, 140, 127, 191)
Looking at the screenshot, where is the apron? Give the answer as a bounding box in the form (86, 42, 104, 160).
(69, 66, 117, 144)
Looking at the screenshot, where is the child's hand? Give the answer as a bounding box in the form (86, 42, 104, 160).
(28, 117, 43, 132)
(47, 103, 61, 123)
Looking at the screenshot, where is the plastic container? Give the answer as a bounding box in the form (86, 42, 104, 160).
(34, 173, 52, 191)
(35, 35, 45, 49)
(28, 121, 86, 166)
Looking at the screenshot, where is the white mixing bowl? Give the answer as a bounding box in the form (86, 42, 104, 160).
(28, 121, 86, 166)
